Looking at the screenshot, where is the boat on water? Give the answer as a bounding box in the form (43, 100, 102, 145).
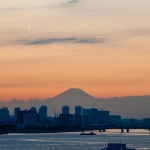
(80, 132, 97, 135)
(101, 143, 135, 150)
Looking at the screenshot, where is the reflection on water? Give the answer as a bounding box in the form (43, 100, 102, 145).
(0, 130, 149, 150)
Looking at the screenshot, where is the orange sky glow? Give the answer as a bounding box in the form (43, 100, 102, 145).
(0, 0, 150, 101)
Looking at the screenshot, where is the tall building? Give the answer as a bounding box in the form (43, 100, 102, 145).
(39, 105, 47, 122)
(17, 110, 39, 123)
(75, 106, 82, 115)
(24, 112, 37, 124)
(0, 108, 3, 122)
(98, 110, 109, 123)
(82, 108, 110, 125)
(30, 107, 36, 112)
(62, 106, 69, 114)
(59, 114, 82, 126)
(14, 107, 20, 121)
(59, 114, 71, 125)
(70, 114, 82, 126)
(142, 118, 150, 127)
(0, 107, 9, 122)
(109, 115, 121, 125)
(82, 108, 98, 124)
(17, 110, 28, 123)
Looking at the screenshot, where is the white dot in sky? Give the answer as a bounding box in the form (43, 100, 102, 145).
(28, 26, 31, 29)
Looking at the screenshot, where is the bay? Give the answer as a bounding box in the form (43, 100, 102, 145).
(0, 130, 149, 150)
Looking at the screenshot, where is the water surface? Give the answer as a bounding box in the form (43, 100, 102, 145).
(0, 130, 149, 150)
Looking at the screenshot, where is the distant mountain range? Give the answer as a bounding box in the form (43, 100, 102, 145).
(1, 88, 150, 118)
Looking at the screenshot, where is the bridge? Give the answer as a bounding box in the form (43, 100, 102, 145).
(0, 124, 150, 133)
(81, 125, 150, 133)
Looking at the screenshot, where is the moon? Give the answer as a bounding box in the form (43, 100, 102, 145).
(28, 26, 31, 29)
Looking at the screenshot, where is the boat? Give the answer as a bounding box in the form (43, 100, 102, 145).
(80, 132, 97, 135)
(101, 143, 135, 150)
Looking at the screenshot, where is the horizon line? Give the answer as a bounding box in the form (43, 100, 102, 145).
(1, 88, 150, 102)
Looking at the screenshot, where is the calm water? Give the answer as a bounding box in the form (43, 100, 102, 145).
(0, 130, 150, 150)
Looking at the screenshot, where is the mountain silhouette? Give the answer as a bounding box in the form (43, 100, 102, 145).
(44, 88, 97, 115)
(2, 88, 150, 118)
(53, 88, 95, 100)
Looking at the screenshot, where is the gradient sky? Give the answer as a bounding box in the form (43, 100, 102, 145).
(1, 0, 150, 101)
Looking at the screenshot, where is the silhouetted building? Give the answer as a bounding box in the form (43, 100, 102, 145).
(82, 108, 98, 124)
(17, 110, 28, 123)
(129, 118, 137, 126)
(24, 112, 37, 124)
(70, 114, 82, 126)
(59, 114, 71, 125)
(98, 110, 109, 123)
(82, 108, 109, 125)
(39, 105, 47, 122)
(59, 114, 81, 126)
(0, 107, 9, 122)
(75, 106, 82, 115)
(121, 118, 142, 126)
(142, 118, 150, 127)
(82, 115, 89, 125)
(0, 109, 2, 122)
(17, 110, 39, 124)
(30, 107, 36, 112)
(62, 106, 69, 114)
(14, 107, 20, 121)
(109, 115, 121, 125)
(46, 116, 59, 124)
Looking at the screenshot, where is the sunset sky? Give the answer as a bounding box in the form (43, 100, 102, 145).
(1, 0, 150, 101)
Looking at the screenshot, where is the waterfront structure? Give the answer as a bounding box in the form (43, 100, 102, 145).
(75, 106, 82, 115)
(24, 112, 37, 124)
(17, 110, 28, 123)
(0, 107, 9, 122)
(17, 110, 39, 124)
(70, 114, 82, 126)
(142, 118, 150, 127)
(62, 106, 69, 114)
(82, 108, 99, 125)
(59, 114, 71, 125)
(121, 118, 142, 126)
(109, 115, 121, 125)
(39, 105, 47, 122)
(101, 143, 135, 150)
(0, 108, 3, 122)
(14, 107, 20, 121)
(82, 108, 99, 124)
(98, 110, 109, 123)
(82, 108, 110, 125)
(82, 115, 89, 125)
(59, 114, 82, 126)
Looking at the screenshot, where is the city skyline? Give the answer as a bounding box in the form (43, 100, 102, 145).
(0, 104, 150, 128)
(0, 88, 150, 118)
(1, 0, 150, 100)
(0, 1, 150, 149)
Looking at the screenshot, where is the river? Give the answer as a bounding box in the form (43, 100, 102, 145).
(0, 130, 149, 150)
